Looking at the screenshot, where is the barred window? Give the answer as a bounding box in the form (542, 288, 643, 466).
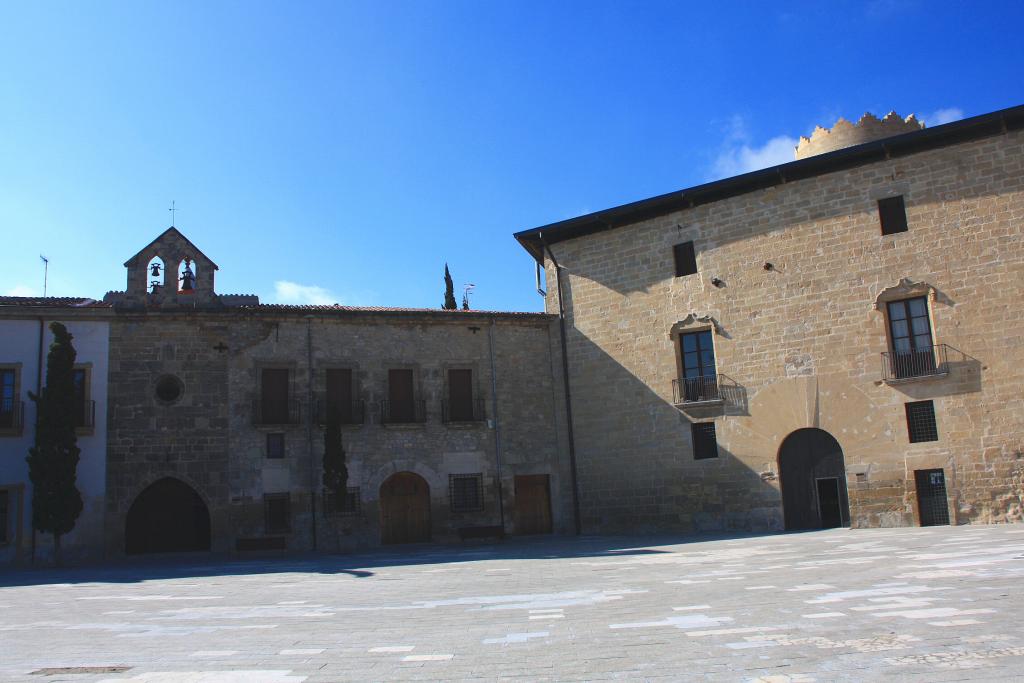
(449, 474, 484, 513)
(906, 400, 939, 443)
(325, 487, 360, 516)
(691, 422, 719, 460)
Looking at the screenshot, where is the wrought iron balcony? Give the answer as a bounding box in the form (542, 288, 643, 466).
(380, 399, 427, 425)
(315, 398, 366, 426)
(442, 398, 486, 424)
(0, 398, 24, 432)
(672, 376, 723, 405)
(252, 398, 301, 426)
(881, 344, 949, 383)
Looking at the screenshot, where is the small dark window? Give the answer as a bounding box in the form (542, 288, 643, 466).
(0, 490, 8, 543)
(72, 368, 88, 428)
(266, 433, 285, 459)
(326, 486, 360, 515)
(385, 368, 418, 423)
(906, 400, 939, 443)
(446, 369, 476, 422)
(155, 375, 183, 403)
(265, 493, 291, 533)
(691, 422, 718, 460)
(878, 196, 908, 235)
(260, 368, 291, 424)
(450, 474, 484, 513)
(325, 368, 354, 424)
(0, 369, 16, 429)
(674, 241, 698, 277)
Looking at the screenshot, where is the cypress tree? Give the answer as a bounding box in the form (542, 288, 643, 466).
(322, 418, 348, 512)
(443, 264, 457, 310)
(26, 322, 83, 564)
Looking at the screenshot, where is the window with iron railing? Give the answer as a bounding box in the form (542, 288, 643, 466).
(382, 369, 424, 424)
(883, 297, 947, 381)
(256, 368, 300, 425)
(676, 330, 721, 403)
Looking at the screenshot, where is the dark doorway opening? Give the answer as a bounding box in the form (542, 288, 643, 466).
(778, 428, 850, 530)
(816, 477, 843, 529)
(125, 478, 211, 554)
(914, 468, 951, 526)
(514, 474, 553, 535)
(380, 472, 431, 544)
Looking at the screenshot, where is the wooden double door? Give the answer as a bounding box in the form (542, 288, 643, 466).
(380, 472, 431, 544)
(514, 474, 553, 535)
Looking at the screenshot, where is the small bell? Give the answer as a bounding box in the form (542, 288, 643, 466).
(150, 262, 162, 277)
(179, 258, 195, 292)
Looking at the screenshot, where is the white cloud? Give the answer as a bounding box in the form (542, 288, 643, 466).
(272, 280, 338, 305)
(5, 284, 38, 297)
(921, 107, 964, 127)
(711, 133, 798, 180)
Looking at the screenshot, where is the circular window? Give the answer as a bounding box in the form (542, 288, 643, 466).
(155, 375, 183, 404)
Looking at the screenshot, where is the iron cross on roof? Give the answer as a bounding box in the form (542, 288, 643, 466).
(169, 200, 179, 226)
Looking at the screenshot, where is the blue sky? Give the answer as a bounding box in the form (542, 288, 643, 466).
(2, 1, 1021, 311)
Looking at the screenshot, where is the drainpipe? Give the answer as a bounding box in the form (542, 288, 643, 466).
(305, 315, 317, 550)
(32, 317, 44, 563)
(486, 319, 506, 535)
(539, 235, 582, 536)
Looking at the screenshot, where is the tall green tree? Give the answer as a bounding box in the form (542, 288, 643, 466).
(26, 322, 83, 564)
(322, 418, 348, 512)
(443, 264, 457, 310)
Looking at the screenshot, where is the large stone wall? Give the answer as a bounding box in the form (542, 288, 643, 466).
(546, 128, 1024, 532)
(106, 310, 569, 554)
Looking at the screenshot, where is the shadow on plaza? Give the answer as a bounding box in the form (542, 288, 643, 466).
(0, 529, 798, 588)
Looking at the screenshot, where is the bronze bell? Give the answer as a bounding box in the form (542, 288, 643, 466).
(179, 258, 195, 292)
(150, 262, 162, 277)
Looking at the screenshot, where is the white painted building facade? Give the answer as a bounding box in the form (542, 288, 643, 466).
(0, 309, 110, 564)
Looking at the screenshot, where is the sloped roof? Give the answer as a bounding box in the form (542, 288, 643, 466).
(0, 296, 110, 308)
(123, 227, 220, 269)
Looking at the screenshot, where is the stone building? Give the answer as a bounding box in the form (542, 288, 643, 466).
(0, 228, 572, 562)
(515, 104, 1024, 533)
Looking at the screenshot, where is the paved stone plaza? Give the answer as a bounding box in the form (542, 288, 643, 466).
(2, 524, 1024, 682)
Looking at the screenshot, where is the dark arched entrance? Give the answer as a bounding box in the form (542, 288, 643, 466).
(125, 478, 211, 554)
(778, 428, 850, 530)
(380, 472, 431, 544)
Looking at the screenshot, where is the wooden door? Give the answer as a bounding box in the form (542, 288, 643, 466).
(380, 472, 431, 544)
(514, 474, 552, 535)
(915, 469, 950, 526)
(388, 369, 414, 422)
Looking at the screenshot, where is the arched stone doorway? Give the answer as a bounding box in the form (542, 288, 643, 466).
(380, 472, 431, 544)
(125, 477, 211, 554)
(778, 428, 850, 530)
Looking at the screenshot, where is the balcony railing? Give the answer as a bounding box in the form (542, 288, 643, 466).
(442, 398, 486, 424)
(672, 376, 723, 405)
(316, 398, 366, 426)
(380, 399, 427, 425)
(0, 398, 24, 432)
(252, 398, 301, 426)
(882, 344, 949, 382)
(75, 400, 96, 430)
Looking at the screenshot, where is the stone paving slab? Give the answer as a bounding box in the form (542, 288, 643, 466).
(2, 525, 1024, 681)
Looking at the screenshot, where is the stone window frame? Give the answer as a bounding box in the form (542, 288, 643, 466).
(0, 363, 24, 437)
(253, 360, 301, 430)
(668, 315, 724, 400)
(73, 363, 95, 437)
(440, 361, 484, 425)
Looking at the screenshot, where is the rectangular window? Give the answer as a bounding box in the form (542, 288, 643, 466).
(691, 422, 719, 460)
(260, 368, 290, 424)
(325, 368, 354, 424)
(450, 473, 484, 512)
(886, 297, 936, 379)
(679, 330, 718, 402)
(72, 368, 91, 429)
(906, 400, 939, 443)
(878, 196, 908, 235)
(447, 369, 476, 422)
(266, 433, 285, 459)
(0, 490, 8, 544)
(265, 493, 291, 533)
(674, 241, 698, 277)
(387, 368, 416, 423)
(0, 369, 16, 430)
(326, 486, 360, 515)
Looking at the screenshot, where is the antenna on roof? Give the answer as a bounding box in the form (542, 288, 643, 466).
(462, 283, 475, 310)
(40, 255, 49, 297)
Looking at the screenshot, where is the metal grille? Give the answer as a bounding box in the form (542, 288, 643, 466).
(691, 422, 719, 460)
(325, 487, 361, 516)
(449, 474, 484, 513)
(905, 400, 939, 443)
(915, 469, 950, 526)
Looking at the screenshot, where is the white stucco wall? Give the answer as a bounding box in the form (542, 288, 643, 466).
(0, 318, 108, 564)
